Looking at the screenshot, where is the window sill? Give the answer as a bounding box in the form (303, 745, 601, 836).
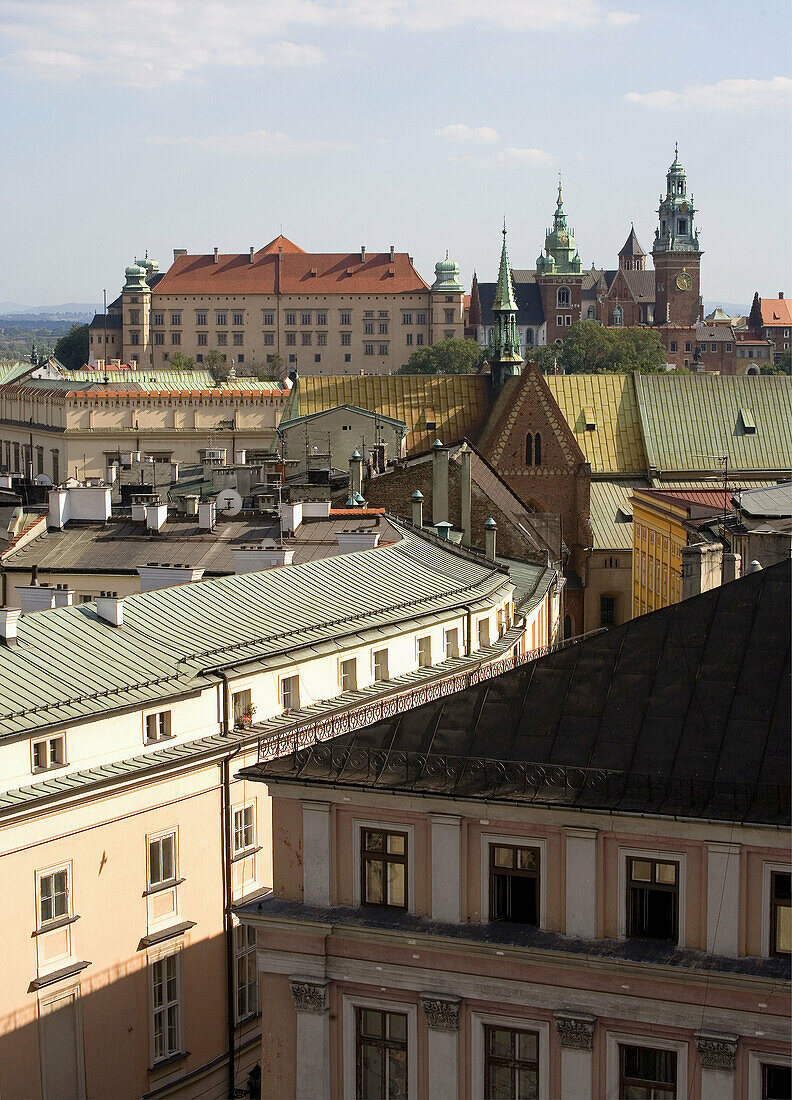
(148, 1051, 190, 1074)
(28, 959, 90, 992)
(32, 763, 67, 775)
(138, 920, 196, 950)
(144, 735, 174, 746)
(142, 878, 185, 898)
(231, 845, 261, 865)
(32, 913, 80, 937)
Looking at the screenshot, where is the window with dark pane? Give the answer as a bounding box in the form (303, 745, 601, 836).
(356, 1007, 408, 1099)
(763, 1062, 792, 1100)
(627, 858, 678, 942)
(361, 829, 407, 909)
(619, 1045, 676, 1098)
(770, 871, 791, 957)
(484, 1025, 539, 1099)
(490, 845, 540, 926)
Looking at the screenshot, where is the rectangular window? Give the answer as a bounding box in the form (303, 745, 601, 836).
(263, 333, 275, 346)
(129, 309, 140, 325)
(316, 332, 327, 346)
(340, 658, 357, 692)
(39, 867, 69, 925)
(286, 333, 297, 347)
(261, 310, 274, 326)
(402, 312, 412, 325)
(232, 311, 244, 326)
(233, 805, 255, 854)
(763, 1064, 792, 1099)
(600, 596, 616, 627)
(281, 674, 299, 711)
(669, 341, 677, 352)
(130, 332, 140, 345)
(444, 309, 454, 323)
(378, 322, 389, 335)
(726, 343, 732, 352)
(151, 954, 181, 1063)
(364, 310, 374, 318)
(316, 311, 327, 326)
(285, 311, 296, 326)
(373, 649, 389, 682)
(216, 312, 227, 326)
(32, 735, 65, 772)
(619, 1045, 676, 1099)
(406, 333, 413, 346)
(356, 1007, 408, 1100)
(484, 1025, 539, 1100)
(417, 312, 426, 325)
(233, 332, 244, 346)
(153, 312, 164, 326)
(478, 618, 491, 648)
(154, 332, 165, 345)
(378, 311, 389, 319)
(196, 311, 207, 326)
(300, 312, 311, 325)
(556, 315, 563, 326)
(217, 332, 227, 346)
(445, 628, 459, 659)
(341, 333, 352, 346)
(378, 344, 389, 356)
(627, 857, 678, 942)
(197, 332, 208, 346)
(361, 829, 407, 908)
(490, 844, 540, 925)
(711, 343, 717, 353)
(684, 342, 691, 352)
(301, 332, 312, 346)
(770, 871, 791, 957)
(417, 636, 431, 666)
(170, 312, 181, 327)
(364, 321, 375, 335)
(170, 332, 181, 345)
(237, 354, 244, 363)
(232, 689, 252, 727)
(416, 333, 424, 345)
(235, 924, 258, 1021)
(149, 833, 176, 888)
(145, 711, 172, 743)
(364, 344, 374, 356)
(340, 311, 352, 326)
(314, 353, 321, 363)
(344, 353, 351, 362)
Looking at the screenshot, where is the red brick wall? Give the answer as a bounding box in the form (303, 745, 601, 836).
(653, 253, 701, 327)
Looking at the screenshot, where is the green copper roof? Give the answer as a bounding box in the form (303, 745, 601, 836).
(493, 228, 518, 312)
(431, 252, 463, 293)
(537, 180, 583, 275)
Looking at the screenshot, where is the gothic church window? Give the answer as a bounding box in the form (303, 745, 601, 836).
(525, 433, 542, 466)
(557, 287, 570, 307)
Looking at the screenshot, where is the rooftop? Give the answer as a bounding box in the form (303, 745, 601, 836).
(250, 561, 790, 825)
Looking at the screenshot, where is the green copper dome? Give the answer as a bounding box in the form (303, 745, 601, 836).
(123, 259, 150, 291)
(431, 252, 463, 292)
(537, 180, 583, 275)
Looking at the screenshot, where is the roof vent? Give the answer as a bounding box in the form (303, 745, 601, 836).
(583, 407, 596, 431)
(739, 407, 756, 434)
(0, 608, 21, 647)
(96, 595, 124, 627)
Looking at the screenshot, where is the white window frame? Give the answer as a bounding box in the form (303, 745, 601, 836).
(339, 656, 358, 692)
(478, 617, 491, 649)
(618, 846, 686, 946)
(416, 635, 432, 667)
(470, 1011, 550, 1100)
(480, 833, 547, 929)
(342, 993, 418, 1100)
(37, 860, 72, 931)
(605, 1030, 687, 1100)
(149, 946, 183, 1065)
(444, 627, 460, 659)
(233, 803, 256, 856)
(144, 709, 172, 744)
(761, 861, 791, 957)
(372, 648, 389, 681)
(280, 674, 300, 712)
(233, 920, 258, 1023)
(353, 819, 415, 913)
(31, 734, 66, 772)
(147, 828, 178, 890)
(748, 1049, 792, 1100)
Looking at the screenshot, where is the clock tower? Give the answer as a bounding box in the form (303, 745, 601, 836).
(652, 145, 703, 327)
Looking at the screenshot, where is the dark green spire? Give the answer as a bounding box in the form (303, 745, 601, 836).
(489, 224, 522, 386)
(493, 222, 518, 312)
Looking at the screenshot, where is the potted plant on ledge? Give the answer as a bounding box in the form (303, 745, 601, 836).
(237, 702, 257, 729)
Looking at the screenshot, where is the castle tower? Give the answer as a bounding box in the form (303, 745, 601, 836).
(618, 224, 646, 272)
(652, 145, 703, 327)
(488, 226, 523, 388)
(536, 180, 586, 344)
(121, 258, 152, 366)
(429, 252, 465, 343)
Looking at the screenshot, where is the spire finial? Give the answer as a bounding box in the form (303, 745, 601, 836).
(502, 215, 507, 237)
(557, 171, 563, 206)
(675, 140, 678, 157)
(445, 248, 449, 260)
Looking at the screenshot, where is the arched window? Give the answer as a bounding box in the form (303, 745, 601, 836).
(612, 307, 623, 327)
(557, 287, 570, 307)
(525, 433, 533, 466)
(534, 433, 541, 465)
(587, 306, 595, 320)
(525, 328, 534, 347)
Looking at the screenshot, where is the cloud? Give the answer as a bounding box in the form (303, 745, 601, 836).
(436, 124, 499, 144)
(498, 147, 555, 165)
(147, 129, 351, 156)
(0, 0, 642, 86)
(606, 10, 639, 24)
(626, 76, 792, 111)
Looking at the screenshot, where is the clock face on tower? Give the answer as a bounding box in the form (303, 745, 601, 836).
(676, 271, 692, 291)
(558, 232, 568, 245)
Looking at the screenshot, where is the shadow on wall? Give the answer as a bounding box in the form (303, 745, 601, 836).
(0, 934, 261, 1100)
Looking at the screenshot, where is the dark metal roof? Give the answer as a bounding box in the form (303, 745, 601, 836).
(249, 562, 791, 824)
(619, 226, 647, 257)
(733, 481, 792, 519)
(476, 280, 545, 326)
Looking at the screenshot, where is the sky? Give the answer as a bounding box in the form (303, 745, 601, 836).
(1, 0, 790, 307)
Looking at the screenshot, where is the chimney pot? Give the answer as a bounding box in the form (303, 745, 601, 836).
(213, 247, 219, 264)
(250, 246, 255, 263)
(779, 292, 784, 299)
(360, 245, 366, 262)
(485, 517, 497, 561)
(390, 245, 395, 261)
(411, 490, 423, 528)
(432, 440, 449, 526)
(95, 595, 124, 627)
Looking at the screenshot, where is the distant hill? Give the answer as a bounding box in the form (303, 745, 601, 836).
(0, 302, 99, 317)
(704, 301, 749, 317)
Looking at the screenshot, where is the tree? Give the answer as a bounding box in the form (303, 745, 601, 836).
(398, 338, 485, 375)
(168, 352, 195, 371)
(205, 349, 229, 381)
(528, 321, 668, 374)
(764, 349, 791, 376)
(53, 323, 89, 371)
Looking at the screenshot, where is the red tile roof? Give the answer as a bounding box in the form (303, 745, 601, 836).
(759, 296, 792, 327)
(153, 236, 430, 296)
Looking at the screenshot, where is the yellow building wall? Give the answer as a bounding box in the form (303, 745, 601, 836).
(631, 493, 687, 617)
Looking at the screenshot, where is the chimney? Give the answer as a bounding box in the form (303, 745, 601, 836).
(459, 443, 472, 546)
(681, 543, 722, 599)
(485, 517, 497, 561)
(349, 450, 363, 497)
(0, 608, 21, 646)
(145, 503, 168, 533)
(54, 586, 74, 607)
(390, 245, 395, 261)
(183, 494, 199, 517)
(431, 440, 449, 525)
(279, 501, 303, 536)
(336, 531, 381, 554)
(233, 546, 295, 573)
(198, 500, 216, 531)
(96, 596, 124, 627)
(173, 248, 187, 262)
(360, 245, 366, 263)
(213, 247, 219, 264)
(779, 292, 784, 299)
(137, 564, 205, 591)
(411, 490, 423, 527)
(722, 552, 741, 584)
(250, 246, 255, 264)
(17, 585, 56, 614)
(47, 488, 69, 530)
(434, 522, 452, 541)
(746, 559, 763, 573)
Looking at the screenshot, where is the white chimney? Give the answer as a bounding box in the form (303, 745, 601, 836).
(300, 501, 332, 519)
(249, 246, 255, 263)
(183, 495, 199, 517)
(280, 501, 303, 536)
(95, 596, 124, 626)
(459, 442, 472, 546)
(105, 465, 118, 484)
(349, 451, 363, 497)
(131, 501, 148, 523)
(0, 474, 13, 488)
(234, 449, 247, 465)
(432, 440, 449, 525)
(213, 246, 219, 264)
(681, 544, 722, 599)
(50, 486, 112, 524)
(137, 564, 205, 591)
(54, 587, 74, 607)
(233, 546, 295, 573)
(390, 245, 395, 261)
(173, 248, 187, 261)
(360, 245, 366, 262)
(336, 531, 381, 554)
(145, 503, 168, 533)
(47, 488, 70, 530)
(16, 585, 56, 614)
(411, 490, 423, 527)
(722, 552, 741, 584)
(198, 500, 216, 531)
(485, 518, 497, 562)
(0, 608, 21, 646)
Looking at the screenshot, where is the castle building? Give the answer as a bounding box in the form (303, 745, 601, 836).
(90, 238, 466, 377)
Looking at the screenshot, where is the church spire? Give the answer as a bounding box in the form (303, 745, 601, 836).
(489, 224, 522, 387)
(493, 223, 518, 312)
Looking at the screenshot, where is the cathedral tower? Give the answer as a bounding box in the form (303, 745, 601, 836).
(488, 225, 523, 388)
(652, 145, 703, 327)
(536, 180, 586, 345)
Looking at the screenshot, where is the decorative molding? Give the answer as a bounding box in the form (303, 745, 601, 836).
(695, 1031, 738, 1072)
(420, 992, 461, 1031)
(290, 976, 329, 1014)
(554, 1010, 596, 1049)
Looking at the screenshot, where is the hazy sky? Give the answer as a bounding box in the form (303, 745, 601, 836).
(1, 0, 789, 306)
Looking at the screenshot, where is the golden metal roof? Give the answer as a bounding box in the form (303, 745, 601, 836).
(545, 374, 647, 474)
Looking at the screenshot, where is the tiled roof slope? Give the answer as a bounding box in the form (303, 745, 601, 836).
(589, 479, 646, 550)
(294, 375, 491, 454)
(0, 526, 510, 738)
(635, 373, 792, 474)
(758, 297, 792, 327)
(544, 374, 647, 474)
(475, 281, 545, 326)
(255, 562, 790, 825)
